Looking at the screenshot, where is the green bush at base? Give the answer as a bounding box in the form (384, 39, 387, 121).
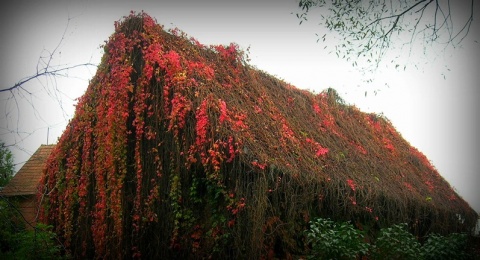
(305, 218, 472, 260)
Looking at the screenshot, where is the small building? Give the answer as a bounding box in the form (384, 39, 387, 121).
(0, 144, 55, 229)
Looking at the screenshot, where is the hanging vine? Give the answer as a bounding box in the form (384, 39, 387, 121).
(38, 11, 477, 259)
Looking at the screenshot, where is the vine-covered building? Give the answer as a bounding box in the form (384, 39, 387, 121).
(38, 12, 477, 259)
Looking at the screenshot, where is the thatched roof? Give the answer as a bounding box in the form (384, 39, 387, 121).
(0, 144, 54, 197)
(39, 12, 477, 259)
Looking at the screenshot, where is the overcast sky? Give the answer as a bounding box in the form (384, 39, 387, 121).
(1, 0, 479, 212)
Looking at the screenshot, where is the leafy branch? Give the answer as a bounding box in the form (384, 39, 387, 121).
(297, 0, 475, 73)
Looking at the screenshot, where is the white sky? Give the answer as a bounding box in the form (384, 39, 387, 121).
(1, 0, 479, 212)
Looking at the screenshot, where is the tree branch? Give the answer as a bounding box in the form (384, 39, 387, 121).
(296, 0, 474, 76)
(363, 0, 433, 36)
(450, 0, 474, 43)
(0, 63, 96, 93)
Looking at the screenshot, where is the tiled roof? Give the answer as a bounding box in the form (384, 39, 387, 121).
(0, 144, 55, 196)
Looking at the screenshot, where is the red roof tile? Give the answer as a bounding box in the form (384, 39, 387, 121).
(0, 144, 55, 196)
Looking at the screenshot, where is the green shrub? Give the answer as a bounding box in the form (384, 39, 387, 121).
(422, 232, 469, 260)
(0, 223, 63, 260)
(305, 217, 369, 260)
(0, 199, 24, 254)
(304, 217, 473, 260)
(371, 223, 422, 260)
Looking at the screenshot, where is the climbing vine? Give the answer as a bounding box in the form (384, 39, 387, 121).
(38, 11, 477, 259)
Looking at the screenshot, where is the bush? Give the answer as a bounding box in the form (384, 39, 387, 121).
(0, 223, 63, 260)
(0, 199, 24, 254)
(422, 233, 469, 260)
(305, 218, 473, 260)
(305, 217, 369, 260)
(371, 223, 422, 260)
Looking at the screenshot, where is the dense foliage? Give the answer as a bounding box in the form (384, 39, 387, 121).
(371, 223, 422, 260)
(0, 200, 62, 259)
(38, 12, 477, 258)
(0, 142, 14, 187)
(2, 224, 63, 260)
(422, 233, 470, 260)
(305, 218, 369, 259)
(306, 218, 474, 260)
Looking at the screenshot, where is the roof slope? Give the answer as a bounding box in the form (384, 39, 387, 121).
(39, 12, 477, 258)
(1, 144, 54, 196)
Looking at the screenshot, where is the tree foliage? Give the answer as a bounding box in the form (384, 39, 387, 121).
(0, 142, 14, 187)
(297, 0, 474, 73)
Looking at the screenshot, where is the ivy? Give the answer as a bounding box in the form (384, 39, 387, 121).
(37, 11, 477, 259)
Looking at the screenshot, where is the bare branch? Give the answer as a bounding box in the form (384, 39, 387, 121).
(0, 63, 95, 94)
(0, 15, 97, 163)
(1, 15, 96, 94)
(450, 0, 474, 43)
(0, 195, 37, 229)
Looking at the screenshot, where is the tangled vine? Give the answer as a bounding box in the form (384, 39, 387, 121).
(38, 12, 477, 259)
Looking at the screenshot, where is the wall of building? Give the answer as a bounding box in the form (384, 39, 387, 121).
(16, 195, 38, 230)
